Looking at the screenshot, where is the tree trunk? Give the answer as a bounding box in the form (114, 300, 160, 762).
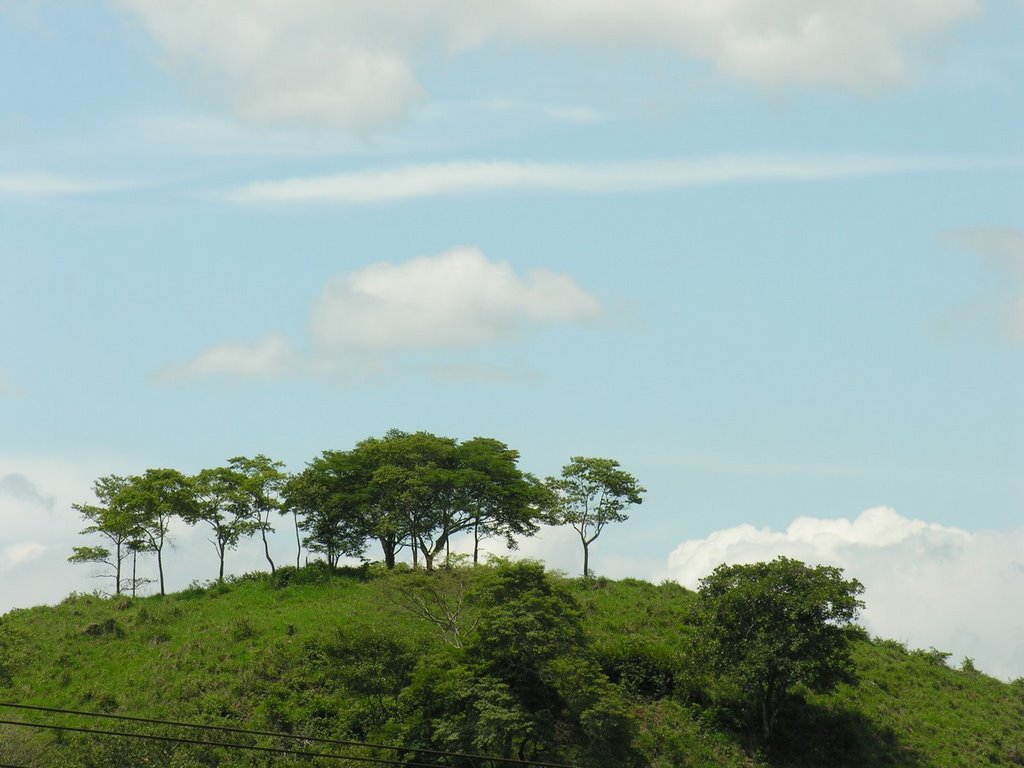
(131, 551, 138, 598)
(114, 542, 123, 596)
(292, 510, 301, 569)
(473, 519, 480, 565)
(156, 546, 165, 596)
(260, 517, 275, 574)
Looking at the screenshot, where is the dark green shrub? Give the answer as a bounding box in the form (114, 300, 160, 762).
(597, 638, 678, 699)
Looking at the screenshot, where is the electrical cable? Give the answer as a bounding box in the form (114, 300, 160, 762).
(0, 718, 447, 767)
(0, 702, 579, 768)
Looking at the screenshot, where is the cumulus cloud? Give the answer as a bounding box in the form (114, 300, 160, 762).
(944, 227, 1024, 342)
(117, 0, 979, 132)
(665, 507, 1024, 681)
(227, 154, 966, 204)
(156, 247, 602, 382)
(309, 247, 602, 350)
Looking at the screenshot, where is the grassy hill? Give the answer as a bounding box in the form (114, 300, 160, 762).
(1, 563, 1021, 767)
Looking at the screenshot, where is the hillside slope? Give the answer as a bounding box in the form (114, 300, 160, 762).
(1, 564, 1021, 767)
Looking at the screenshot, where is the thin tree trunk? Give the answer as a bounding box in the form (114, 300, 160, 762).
(131, 551, 138, 598)
(260, 514, 275, 574)
(156, 546, 165, 596)
(292, 510, 301, 569)
(473, 518, 480, 565)
(115, 542, 123, 596)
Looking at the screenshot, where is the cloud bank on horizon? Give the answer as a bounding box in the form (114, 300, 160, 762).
(118, 0, 979, 132)
(665, 507, 1024, 682)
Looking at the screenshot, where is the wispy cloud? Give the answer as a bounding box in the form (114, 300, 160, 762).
(154, 247, 603, 384)
(0, 172, 118, 198)
(227, 154, 971, 204)
(943, 227, 1024, 342)
(151, 333, 302, 385)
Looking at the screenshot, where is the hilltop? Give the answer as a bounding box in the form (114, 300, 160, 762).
(1, 563, 1022, 767)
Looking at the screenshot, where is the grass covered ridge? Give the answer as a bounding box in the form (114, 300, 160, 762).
(1, 563, 1022, 767)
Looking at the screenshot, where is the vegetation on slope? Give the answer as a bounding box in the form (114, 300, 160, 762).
(1, 562, 1021, 767)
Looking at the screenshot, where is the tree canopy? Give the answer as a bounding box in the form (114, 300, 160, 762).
(695, 556, 865, 743)
(547, 456, 645, 577)
(69, 433, 639, 591)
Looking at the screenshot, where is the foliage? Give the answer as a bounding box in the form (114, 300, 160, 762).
(695, 556, 865, 744)
(546, 456, 645, 577)
(186, 466, 258, 583)
(290, 430, 548, 573)
(1, 565, 1023, 767)
(397, 561, 637, 765)
(283, 451, 372, 568)
(120, 468, 194, 595)
(68, 475, 140, 595)
(228, 454, 287, 573)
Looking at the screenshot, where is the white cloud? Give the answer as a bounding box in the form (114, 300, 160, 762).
(156, 247, 602, 382)
(665, 507, 1024, 681)
(228, 154, 968, 204)
(309, 246, 602, 350)
(151, 333, 300, 384)
(117, 0, 979, 132)
(0, 172, 113, 198)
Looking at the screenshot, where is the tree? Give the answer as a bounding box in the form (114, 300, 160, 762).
(283, 461, 367, 568)
(370, 430, 460, 571)
(121, 468, 194, 595)
(228, 454, 286, 574)
(69, 475, 140, 595)
(546, 457, 645, 578)
(457, 437, 549, 565)
(695, 557, 865, 743)
(368, 431, 547, 571)
(399, 561, 635, 764)
(187, 467, 257, 583)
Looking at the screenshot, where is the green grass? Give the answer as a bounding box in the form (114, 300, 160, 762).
(1, 564, 1021, 767)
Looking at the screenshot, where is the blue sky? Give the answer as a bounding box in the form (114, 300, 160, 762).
(1, 1, 1022, 677)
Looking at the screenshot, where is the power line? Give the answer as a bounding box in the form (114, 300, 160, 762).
(0, 718, 450, 767)
(0, 703, 579, 768)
